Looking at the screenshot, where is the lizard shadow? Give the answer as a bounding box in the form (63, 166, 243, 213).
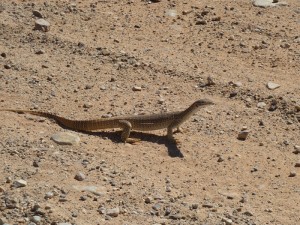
(80, 130, 184, 158)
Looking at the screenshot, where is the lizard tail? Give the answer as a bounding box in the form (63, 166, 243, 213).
(0, 109, 78, 130)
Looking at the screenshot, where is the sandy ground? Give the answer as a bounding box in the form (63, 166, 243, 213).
(0, 0, 299, 224)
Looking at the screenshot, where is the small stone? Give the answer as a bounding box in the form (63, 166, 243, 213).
(51, 132, 80, 145)
(152, 203, 161, 211)
(195, 19, 207, 25)
(0, 186, 5, 192)
(207, 76, 215, 85)
(1, 52, 6, 58)
(230, 81, 242, 87)
(238, 130, 250, 140)
(74, 172, 86, 181)
(257, 102, 267, 108)
(289, 171, 296, 177)
(34, 19, 50, 32)
(266, 82, 280, 90)
(33, 10, 43, 18)
(222, 217, 233, 225)
(280, 43, 290, 49)
(35, 49, 45, 54)
(106, 207, 120, 217)
(169, 214, 184, 220)
(4, 64, 11, 69)
(166, 185, 171, 192)
(191, 203, 198, 209)
(243, 210, 254, 216)
(293, 145, 300, 154)
(45, 192, 54, 199)
(13, 179, 27, 188)
(294, 162, 300, 167)
(132, 86, 142, 91)
(145, 196, 152, 204)
(83, 102, 93, 108)
(32, 215, 42, 223)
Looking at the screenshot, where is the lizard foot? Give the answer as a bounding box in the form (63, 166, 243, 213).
(125, 138, 141, 144)
(169, 137, 181, 145)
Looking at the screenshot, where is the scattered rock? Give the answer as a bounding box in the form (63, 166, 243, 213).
(45, 192, 54, 199)
(252, 0, 288, 8)
(31, 215, 42, 223)
(257, 102, 267, 108)
(289, 171, 296, 177)
(83, 102, 93, 108)
(51, 132, 80, 145)
(222, 217, 233, 225)
(266, 82, 280, 90)
(207, 76, 216, 85)
(132, 86, 142, 91)
(229, 81, 242, 87)
(13, 179, 27, 188)
(293, 145, 300, 154)
(33, 10, 43, 18)
(106, 207, 120, 217)
(35, 49, 45, 54)
(74, 172, 86, 181)
(34, 19, 50, 32)
(243, 210, 254, 216)
(238, 130, 250, 140)
(145, 196, 152, 204)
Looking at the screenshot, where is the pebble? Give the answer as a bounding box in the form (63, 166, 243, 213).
(31, 216, 42, 223)
(13, 179, 27, 188)
(34, 19, 50, 32)
(266, 82, 280, 90)
(237, 130, 250, 140)
(32, 10, 43, 18)
(229, 81, 242, 87)
(289, 171, 296, 177)
(35, 49, 45, 54)
(145, 196, 152, 204)
(152, 203, 161, 211)
(74, 172, 86, 181)
(257, 102, 266, 108)
(106, 207, 120, 217)
(191, 203, 198, 209)
(45, 191, 54, 199)
(243, 210, 254, 216)
(132, 86, 142, 91)
(293, 145, 300, 154)
(207, 76, 216, 85)
(222, 217, 233, 225)
(83, 102, 93, 108)
(51, 132, 80, 145)
(253, 0, 288, 8)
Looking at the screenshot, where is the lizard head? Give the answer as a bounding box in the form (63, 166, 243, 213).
(193, 99, 215, 107)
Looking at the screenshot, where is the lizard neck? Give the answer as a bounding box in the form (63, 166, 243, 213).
(179, 103, 201, 121)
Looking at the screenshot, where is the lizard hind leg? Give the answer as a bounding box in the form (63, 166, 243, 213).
(119, 120, 140, 144)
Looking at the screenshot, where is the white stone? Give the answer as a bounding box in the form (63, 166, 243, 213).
(267, 82, 280, 90)
(51, 132, 80, 145)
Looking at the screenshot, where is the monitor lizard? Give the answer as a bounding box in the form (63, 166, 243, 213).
(0, 99, 214, 143)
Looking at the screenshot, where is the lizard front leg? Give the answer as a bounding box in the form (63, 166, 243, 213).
(167, 121, 181, 144)
(118, 120, 140, 144)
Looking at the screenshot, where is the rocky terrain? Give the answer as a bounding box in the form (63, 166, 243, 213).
(0, 0, 299, 224)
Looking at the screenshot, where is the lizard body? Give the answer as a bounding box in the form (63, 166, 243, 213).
(0, 99, 214, 143)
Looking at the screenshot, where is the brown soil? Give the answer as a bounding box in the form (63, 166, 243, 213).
(0, 0, 299, 224)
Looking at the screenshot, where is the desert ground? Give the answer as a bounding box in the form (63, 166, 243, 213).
(0, 0, 299, 224)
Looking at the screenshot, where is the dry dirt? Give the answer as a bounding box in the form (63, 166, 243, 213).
(0, 0, 300, 225)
